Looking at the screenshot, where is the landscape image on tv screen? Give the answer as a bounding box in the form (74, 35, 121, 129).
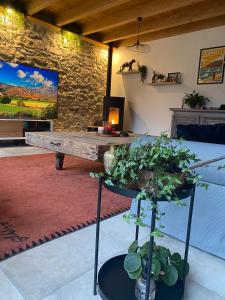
(0, 61, 58, 119)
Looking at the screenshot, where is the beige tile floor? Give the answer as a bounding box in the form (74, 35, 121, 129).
(0, 146, 225, 300)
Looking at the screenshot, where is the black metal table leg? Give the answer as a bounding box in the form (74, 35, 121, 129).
(183, 184, 196, 296)
(145, 199, 157, 300)
(93, 177, 103, 295)
(55, 152, 65, 170)
(135, 199, 141, 241)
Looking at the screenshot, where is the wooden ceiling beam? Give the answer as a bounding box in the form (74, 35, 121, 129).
(82, 0, 205, 35)
(56, 0, 129, 27)
(26, 0, 56, 15)
(101, 0, 225, 43)
(117, 15, 225, 47)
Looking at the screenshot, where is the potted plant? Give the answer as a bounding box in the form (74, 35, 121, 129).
(137, 63, 147, 83)
(91, 135, 207, 299)
(124, 240, 189, 300)
(102, 135, 201, 199)
(182, 90, 209, 109)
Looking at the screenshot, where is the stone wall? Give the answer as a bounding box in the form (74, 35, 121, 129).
(0, 17, 108, 131)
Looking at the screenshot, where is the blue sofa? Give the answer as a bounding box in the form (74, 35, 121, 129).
(130, 136, 225, 259)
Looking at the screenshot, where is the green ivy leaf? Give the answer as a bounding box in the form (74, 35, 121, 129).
(128, 266, 143, 280)
(170, 252, 182, 264)
(140, 241, 149, 253)
(138, 248, 146, 258)
(162, 265, 178, 286)
(156, 252, 167, 268)
(128, 241, 138, 253)
(175, 259, 190, 280)
(123, 214, 131, 224)
(152, 258, 161, 280)
(158, 246, 171, 259)
(151, 228, 164, 238)
(124, 253, 142, 273)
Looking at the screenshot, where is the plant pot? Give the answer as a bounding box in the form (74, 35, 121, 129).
(137, 170, 186, 192)
(135, 276, 156, 300)
(103, 145, 115, 172)
(189, 104, 202, 109)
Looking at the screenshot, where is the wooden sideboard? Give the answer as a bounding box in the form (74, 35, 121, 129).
(0, 120, 24, 137)
(0, 119, 53, 139)
(170, 108, 225, 138)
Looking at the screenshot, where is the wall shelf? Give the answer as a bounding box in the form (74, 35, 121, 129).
(116, 70, 140, 75)
(148, 81, 181, 86)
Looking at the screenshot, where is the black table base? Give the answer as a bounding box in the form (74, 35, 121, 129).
(93, 177, 196, 300)
(98, 255, 184, 300)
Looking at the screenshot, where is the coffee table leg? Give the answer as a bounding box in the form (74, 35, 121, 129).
(55, 152, 65, 170)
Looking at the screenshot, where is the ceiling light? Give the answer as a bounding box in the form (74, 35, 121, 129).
(128, 17, 150, 53)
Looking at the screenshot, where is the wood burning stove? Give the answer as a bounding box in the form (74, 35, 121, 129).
(103, 96, 125, 131)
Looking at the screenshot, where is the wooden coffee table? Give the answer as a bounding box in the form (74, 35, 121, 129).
(25, 131, 136, 170)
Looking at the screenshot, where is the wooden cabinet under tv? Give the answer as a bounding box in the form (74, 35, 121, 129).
(0, 119, 53, 139)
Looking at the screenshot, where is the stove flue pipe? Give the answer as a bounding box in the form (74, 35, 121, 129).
(106, 43, 113, 97)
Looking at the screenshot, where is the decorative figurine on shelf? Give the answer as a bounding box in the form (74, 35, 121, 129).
(119, 59, 136, 72)
(152, 71, 166, 83)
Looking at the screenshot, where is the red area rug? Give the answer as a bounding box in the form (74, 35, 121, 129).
(0, 154, 130, 261)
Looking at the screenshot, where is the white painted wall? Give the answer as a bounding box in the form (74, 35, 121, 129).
(111, 26, 225, 135)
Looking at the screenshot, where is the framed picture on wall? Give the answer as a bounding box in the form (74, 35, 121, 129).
(167, 72, 181, 83)
(197, 46, 225, 84)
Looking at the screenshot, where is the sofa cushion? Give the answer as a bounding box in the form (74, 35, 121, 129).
(177, 123, 225, 144)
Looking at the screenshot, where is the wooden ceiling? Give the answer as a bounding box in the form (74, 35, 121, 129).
(13, 0, 225, 47)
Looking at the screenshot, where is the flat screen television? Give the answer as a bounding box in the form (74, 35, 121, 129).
(0, 60, 59, 119)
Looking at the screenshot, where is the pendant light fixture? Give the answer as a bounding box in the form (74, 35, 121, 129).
(128, 17, 150, 53)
